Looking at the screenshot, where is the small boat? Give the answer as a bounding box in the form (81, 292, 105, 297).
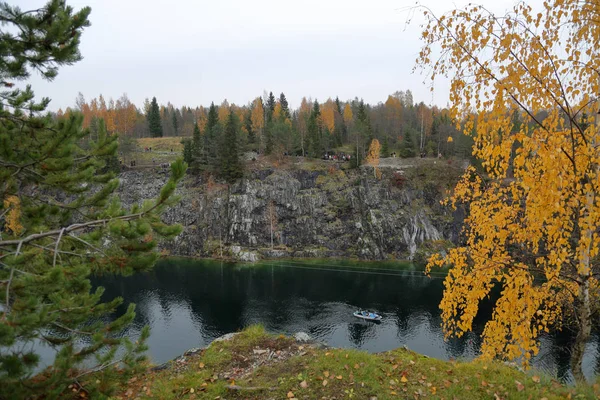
(353, 310, 382, 322)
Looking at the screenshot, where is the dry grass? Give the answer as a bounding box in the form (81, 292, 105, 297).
(107, 325, 599, 400)
(137, 137, 185, 152)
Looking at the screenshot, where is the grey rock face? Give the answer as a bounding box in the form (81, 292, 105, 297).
(116, 164, 464, 261)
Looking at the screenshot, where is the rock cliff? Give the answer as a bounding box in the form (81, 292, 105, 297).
(117, 158, 466, 261)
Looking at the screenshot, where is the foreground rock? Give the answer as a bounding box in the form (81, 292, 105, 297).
(111, 326, 596, 400)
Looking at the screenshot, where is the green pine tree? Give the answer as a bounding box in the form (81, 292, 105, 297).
(279, 92, 290, 119)
(219, 110, 244, 183)
(307, 100, 321, 157)
(147, 96, 163, 137)
(266, 91, 276, 122)
(204, 102, 220, 169)
(0, 2, 186, 397)
(192, 121, 203, 165)
(381, 136, 390, 158)
(265, 129, 274, 155)
(182, 139, 193, 164)
(400, 127, 417, 158)
(245, 110, 255, 146)
(172, 111, 179, 136)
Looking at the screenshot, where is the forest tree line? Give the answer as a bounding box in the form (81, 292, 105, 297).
(60, 90, 474, 165)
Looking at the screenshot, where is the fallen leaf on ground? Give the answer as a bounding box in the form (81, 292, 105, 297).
(336, 375, 343, 380)
(532, 375, 540, 383)
(199, 362, 205, 368)
(400, 376, 408, 383)
(300, 380, 308, 388)
(515, 380, 525, 392)
(322, 379, 328, 386)
(323, 371, 330, 378)
(287, 391, 294, 398)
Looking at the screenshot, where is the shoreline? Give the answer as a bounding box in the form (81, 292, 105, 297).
(108, 325, 597, 399)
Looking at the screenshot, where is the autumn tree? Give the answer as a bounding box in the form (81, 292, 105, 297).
(251, 97, 265, 153)
(114, 93, 137, 136)
(419, 0, 600, 381)
(147, 96, 162, 137)
(321, 99, 336, 136)
(365, 139, 382, 178)
(0, 1, 186, 397)
(266, 200, 277, 249)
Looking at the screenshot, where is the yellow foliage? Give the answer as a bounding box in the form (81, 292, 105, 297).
(218, 100, 230, 124)
(365, 139, 382, 179)
(251, 97, 264, 131)
(343, 103, 353, 124)
(418, 0, 600, 378)
(3, 195, 23, 236)
(273, 102, 282, 120)
(321, 99, 336, 133)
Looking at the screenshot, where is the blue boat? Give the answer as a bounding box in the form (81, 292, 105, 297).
(353, 310, 382, 322)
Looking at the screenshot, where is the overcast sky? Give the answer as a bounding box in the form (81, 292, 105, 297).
(19, 0, 526, 111)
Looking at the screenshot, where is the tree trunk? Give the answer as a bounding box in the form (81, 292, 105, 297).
(571, 279, 591, 382)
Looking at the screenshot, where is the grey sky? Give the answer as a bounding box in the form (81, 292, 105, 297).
(19, 0, 525, 111)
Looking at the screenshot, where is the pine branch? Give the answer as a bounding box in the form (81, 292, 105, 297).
(73, 360, 121, 380)
(52, 228, 65, 268)
(3, 240, 22, 318)
(0, 200, 164, 248)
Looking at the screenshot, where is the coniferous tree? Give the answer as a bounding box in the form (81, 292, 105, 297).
(279, 92, 290, 119)
(219, 110, 243, 183)
(147, 96, 163, 137)
(307, 100, 321, 157)
(192, 121, 202, 163)
(172, 111, 179, 136)
(204, 102, 219, 168)
(266, 91, 276, 122)
(335, 96, 343, 114)
(265, 127, 274, 155)
(0, 2, 186, 398)
(245, 110, 255, 146)
(400, 127, 417, 157)
(381, 136, 390, 158)
(182, 139, 193, 164)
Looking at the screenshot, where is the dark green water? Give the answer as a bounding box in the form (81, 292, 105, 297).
(80, 259, 599, 380)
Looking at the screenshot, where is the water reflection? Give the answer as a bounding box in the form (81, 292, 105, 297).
(91, 258, 598, 381)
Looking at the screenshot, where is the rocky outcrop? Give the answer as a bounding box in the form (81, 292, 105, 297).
(116, 160, 466, 261)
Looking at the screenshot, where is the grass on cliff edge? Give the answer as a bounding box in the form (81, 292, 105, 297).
(110, 325, 599, 400)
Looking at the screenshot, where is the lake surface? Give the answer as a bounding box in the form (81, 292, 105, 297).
(89, 258, 599, 381)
